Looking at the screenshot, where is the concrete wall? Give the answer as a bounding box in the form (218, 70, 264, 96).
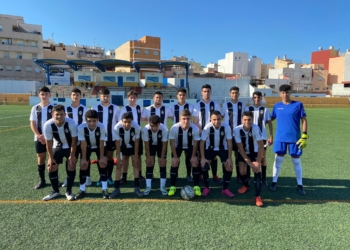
(248, 57, 262, 78)
(188, 77, 250, 104)
(312, 69, 328, 92)
(332, 84, 350, 96)
(0, 80, 41, 94)
(343, 52, 350, 81)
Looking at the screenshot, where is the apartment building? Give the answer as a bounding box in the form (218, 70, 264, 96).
(311, 46, 339, 70)
(0, 14, 45, 81)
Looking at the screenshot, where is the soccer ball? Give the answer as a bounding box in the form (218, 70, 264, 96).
(181, 185, 195, 200)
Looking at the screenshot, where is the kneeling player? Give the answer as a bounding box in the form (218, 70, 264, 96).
(110, 112, 143, 198)
(143, 115, 168, 196)
(77, 110, 108, 199)
(43, 105, 78, 201)
(234, 111, 264, 207)
(169, 110, 201, 196)
(200, 111, 234, 197)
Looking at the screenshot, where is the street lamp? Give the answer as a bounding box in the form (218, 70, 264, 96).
(218, 65, 225, 78)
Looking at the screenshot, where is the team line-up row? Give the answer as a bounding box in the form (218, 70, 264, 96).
(30, 84, 308, 207)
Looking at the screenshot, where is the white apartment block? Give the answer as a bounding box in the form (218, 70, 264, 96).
(218, 52, 249, 75)
(268, 63, 312, 91)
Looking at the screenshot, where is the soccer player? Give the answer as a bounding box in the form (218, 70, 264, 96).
(118, 90, 144, 184)
(92, 88, 120, 186)
(200, 111, 234, 197)
(110, 112, 143, 198)
(193, 84, 222, 183)
(222, 86, 247, 183)
(234, 111, 265, 207)
(168, 110, 201, 196)
(30, 86, 54, 189)
(245, 91, 273, 186)
(43, 105, 78, 201)
(142, 115, 168, 196)
(141, 91, 174, 125)
(269, 84, 308, 195)
(169, 88, 195, 182)
(62, 87, 89, 188)
(76, 110, 108, 199)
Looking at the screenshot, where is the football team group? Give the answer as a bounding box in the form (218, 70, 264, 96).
(30, 83, 308, 207)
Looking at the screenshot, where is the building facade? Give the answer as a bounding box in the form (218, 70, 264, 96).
(0, 14, 45, 81)
(310, 46, 339, 70)
(218, 52, 249, 75)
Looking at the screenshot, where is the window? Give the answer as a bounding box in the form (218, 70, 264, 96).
(31, 41, 37, 47)
(15, 66, 21, 72)
(153, 51, 159, 56)
(67, 51, 74, 56)
(133, 49, 140, 54)
(318, 76, 323, 81)
(270, 85, 275, 89)
(315, 87, 320, 90)
(144, 50, 149, 55)
(35, 67, 41, 73)
(6, 65, 12, 71)
(0, 65, 3, 71)
(126, 76, 135, 81)
(26, 66, 32, 72)
(284, 73, 291, 77)
(4, 51, 9, 58)
(323, 87, 328, 90)
(301, 74, 305, 78)
(32, 54, 37, 60)
(0, 25, 3, 31)
(16, 53, 22, 59)
(17, 40, 24, 46)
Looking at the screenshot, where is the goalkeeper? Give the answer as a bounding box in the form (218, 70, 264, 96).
(269, 84, 308, 196)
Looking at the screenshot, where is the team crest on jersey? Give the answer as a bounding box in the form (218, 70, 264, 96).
(131, 132, 134, 136)
(238, 106, 241, 110)
(48, 109, 51, 113)
(220, 131, 224, 136)
(138, 109, 141, 113)
(188, 132, 192, 136)
(210, 106, 214, 110)
(79, 111, 82, 115)
(158, 134, 162, 138)
(65, 129, 69, 133)
(109, 109, 113, 114)
(161, 110, 164, 114)
(249, 132, 252, 136)
(260, 110, 264, 114)
(96, 132, 100, 136)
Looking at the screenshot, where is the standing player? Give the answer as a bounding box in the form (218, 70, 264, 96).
(142, 115, 168, 196)
(92, 88, 120, 186)
(169, 88, 195, 182)
(222, 86, 247, 183)
(110, 112, 143, 198)
(168, 110, 201, 196)
(200, 111, 234, 197)
(193, 84, 222, 183)
(118, 90, 144, 184)
(234, 111, 265, 207)
(141, 91, 174, 125)
(30, 86, 54, 189)
(62, 87, 89, 188)
(76, 110, 109, 199)
(245, 91, 273, 186)
(269, 84, 308, 195)
(43, 105, 78, 201)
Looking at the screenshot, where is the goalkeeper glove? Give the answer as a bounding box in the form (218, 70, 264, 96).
(296, 133, 308, 149)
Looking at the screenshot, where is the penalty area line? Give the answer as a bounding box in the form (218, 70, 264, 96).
(0, 199, 349, 205)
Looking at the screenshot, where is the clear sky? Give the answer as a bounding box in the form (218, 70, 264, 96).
(2, 0, 349, 66)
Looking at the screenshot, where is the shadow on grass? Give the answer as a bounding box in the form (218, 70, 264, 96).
(64, 176, 350, 207)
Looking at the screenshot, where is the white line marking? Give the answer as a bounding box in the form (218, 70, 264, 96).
(1, 114, 28, 119)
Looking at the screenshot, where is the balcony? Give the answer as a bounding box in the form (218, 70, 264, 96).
(0, 43, 40, 53)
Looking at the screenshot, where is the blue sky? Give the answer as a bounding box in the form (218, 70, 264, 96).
(2, 0, 349, 66)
